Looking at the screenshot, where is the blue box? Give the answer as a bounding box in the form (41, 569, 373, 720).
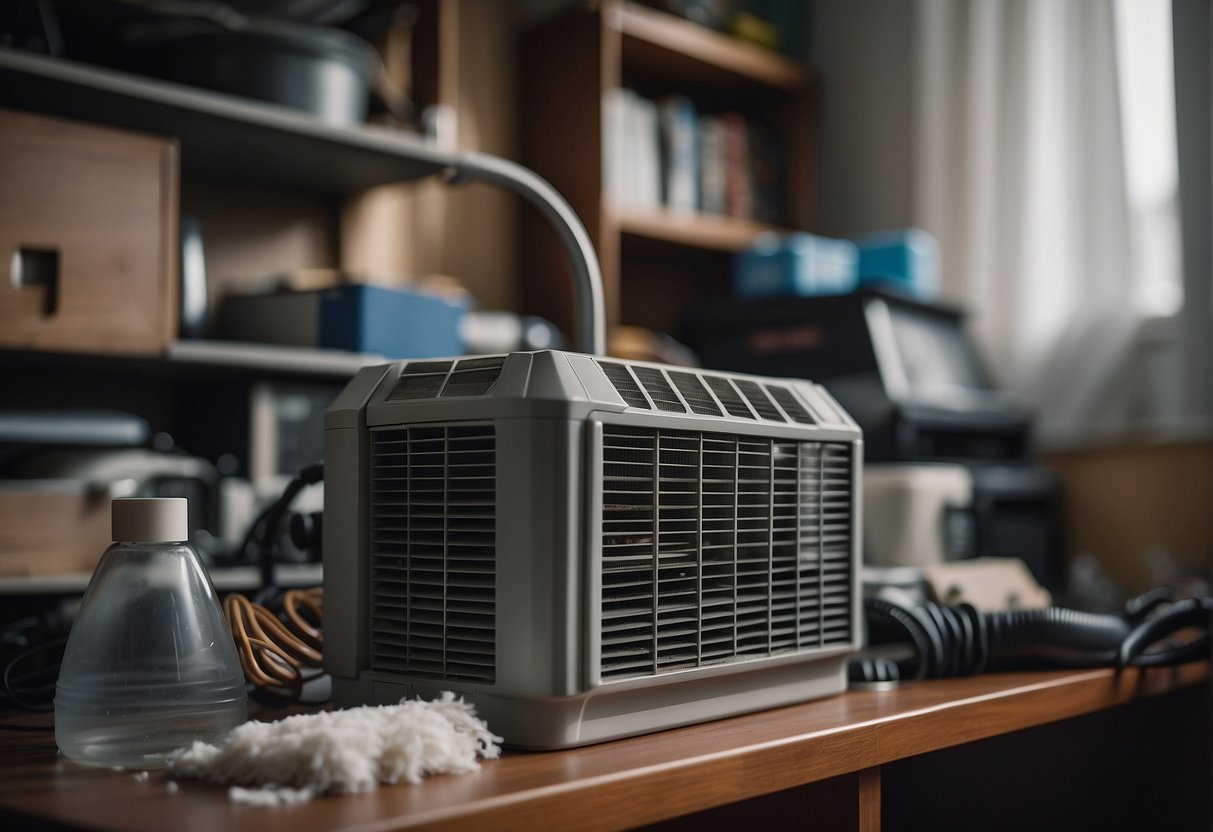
(218, 284, 467, 359)
(734, 233, 858, 299)
(853, 229, 940, 298)
(317, 284, 466, 358)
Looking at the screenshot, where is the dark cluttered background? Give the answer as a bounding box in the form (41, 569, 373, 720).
(0, 0, 1208, 714)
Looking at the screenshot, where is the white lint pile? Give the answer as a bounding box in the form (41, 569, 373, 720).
(169, 691, 502, 806)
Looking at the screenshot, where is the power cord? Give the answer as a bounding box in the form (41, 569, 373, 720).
(237, 461, 324, 594)
(224, 588, 325, 703)
(0, 613, 67, 730)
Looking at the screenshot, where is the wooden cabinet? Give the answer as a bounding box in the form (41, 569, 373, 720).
(0, 108, 178, 355)
(520, 1, 814, 345)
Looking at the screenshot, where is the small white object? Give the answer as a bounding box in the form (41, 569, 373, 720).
(166, 781, 179, 794)
(170, 692, 501, 804)
(111, 498, 188, 543)
(863, 464, 973, 567)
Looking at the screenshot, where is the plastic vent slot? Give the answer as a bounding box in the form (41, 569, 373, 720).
(368, 424, 496, 684)
(733, 379, 786, 421)
(766, 386, 817, 425)
(598, 361, 652, 409)
(669, 372, 723, 417)
(387, 361, 454, 401)
(441, 356, 506, 398)
(600, 425, 853, 682)
(703, 376, 756, 419)
(631, 366, 687, 413)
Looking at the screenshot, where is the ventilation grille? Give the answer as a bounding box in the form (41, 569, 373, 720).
(387, 356, 506, 401)
(596, 360, 830, 425)
(369, 425, 496, 683)
(767, 386, 816, 425)
(388, 361, 454, 401)
(631, 366, 686, 413)
(599, 425, 854, 682)
(599, 362, 651, 408)
(733, 379, 785, 421)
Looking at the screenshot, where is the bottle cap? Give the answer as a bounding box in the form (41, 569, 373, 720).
(111, 498, 188, 543)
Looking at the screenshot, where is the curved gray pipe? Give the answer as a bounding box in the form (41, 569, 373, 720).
(446, 151, 607, 356)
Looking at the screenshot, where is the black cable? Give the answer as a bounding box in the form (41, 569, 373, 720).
(2, 637, 66, 713)
(237, 462, 324, 591)
(859, 592, 1211, 683)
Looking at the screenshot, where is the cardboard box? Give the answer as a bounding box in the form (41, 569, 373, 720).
(0, 108, 179, 355)
(0, 482, 111, 577)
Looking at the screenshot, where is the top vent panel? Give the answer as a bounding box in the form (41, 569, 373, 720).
(386, 356, 507, 402)
(734, 379, 786, 422)
(767, 386, 816, 424)
(388, 361, 454, 401)
(598, 362, 652, 409)
(631, 367, 687, 413)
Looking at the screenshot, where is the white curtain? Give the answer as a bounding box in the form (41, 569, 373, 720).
(913, 0, 1180, 444)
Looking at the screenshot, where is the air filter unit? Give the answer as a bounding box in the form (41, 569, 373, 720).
(324, 350, 862, 748)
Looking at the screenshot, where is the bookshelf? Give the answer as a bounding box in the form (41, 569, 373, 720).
(520, 0, 813, 344)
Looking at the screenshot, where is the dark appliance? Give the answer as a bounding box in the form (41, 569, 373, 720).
(682, 288, 1065, 592)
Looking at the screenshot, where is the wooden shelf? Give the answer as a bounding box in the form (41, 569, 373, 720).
(0, 48, 458, 195)
(0, 342, 384, 381)
(0, 665, 1205, 830)
(617, 207, 788, 251)
(166, 341, 386, 378)
(611, 1, 810, 91)
(521, 3, 814, 338)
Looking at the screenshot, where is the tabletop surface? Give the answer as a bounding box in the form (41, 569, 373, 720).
(0, 663, 1206, 832)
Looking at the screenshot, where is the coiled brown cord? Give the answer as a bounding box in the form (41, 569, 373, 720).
(224, 588, 323, 701)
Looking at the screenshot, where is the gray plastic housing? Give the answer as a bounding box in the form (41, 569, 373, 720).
(324, 350, 863, 749)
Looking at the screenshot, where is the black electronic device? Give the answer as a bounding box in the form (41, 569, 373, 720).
(681, 288, 1031, 464)
(682, 289, 1065, 592)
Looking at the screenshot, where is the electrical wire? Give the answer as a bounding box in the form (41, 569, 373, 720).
(224, 588, 324, 702)
(238, 461, 324, 592)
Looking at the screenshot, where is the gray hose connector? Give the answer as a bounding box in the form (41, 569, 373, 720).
(446, 151, 607, 356)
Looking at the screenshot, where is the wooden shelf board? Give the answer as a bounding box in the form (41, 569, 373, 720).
(612, 1, 810, 91)
(0, 48, 458, 194)
(0, 342, 385, 380)
(617, 207, 788, 251)
(0, 665, 1203, 831)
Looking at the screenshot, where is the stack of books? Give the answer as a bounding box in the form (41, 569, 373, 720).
(603, 89, 784, 222)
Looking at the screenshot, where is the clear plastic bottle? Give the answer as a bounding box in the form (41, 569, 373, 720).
(55, 497, 247, 768)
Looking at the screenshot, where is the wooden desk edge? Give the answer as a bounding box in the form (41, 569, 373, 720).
(0, 664, 1205, 832)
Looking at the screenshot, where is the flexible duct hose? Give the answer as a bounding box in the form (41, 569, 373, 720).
(863, 594, 1210, 681)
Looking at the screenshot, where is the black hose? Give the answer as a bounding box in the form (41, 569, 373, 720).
(862, 594, 1209, 681)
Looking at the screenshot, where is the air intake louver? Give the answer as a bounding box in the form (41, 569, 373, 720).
(598, 362, 651, 409)
(733, 379, 786, 421)
(669, 372, 723, 417)
(597, 364, 822, 427)
(767, 386, 816, 425)
(600, 425, 853, 682)
(369, 425, 496, 683)
(388, 361, 454, 401)
(704, 376, 756, 419)
(631, 366, 687, 413)
(386, 357, 506, 401)
(441, 356, 505, 398)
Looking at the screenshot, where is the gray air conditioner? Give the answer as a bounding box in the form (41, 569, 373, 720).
(324, 350, 863, 749)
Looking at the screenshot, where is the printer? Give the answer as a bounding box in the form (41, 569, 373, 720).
(682, 288, 1064, 592)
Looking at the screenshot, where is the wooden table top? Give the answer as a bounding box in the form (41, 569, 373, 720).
(0, 664, 1206, 832)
